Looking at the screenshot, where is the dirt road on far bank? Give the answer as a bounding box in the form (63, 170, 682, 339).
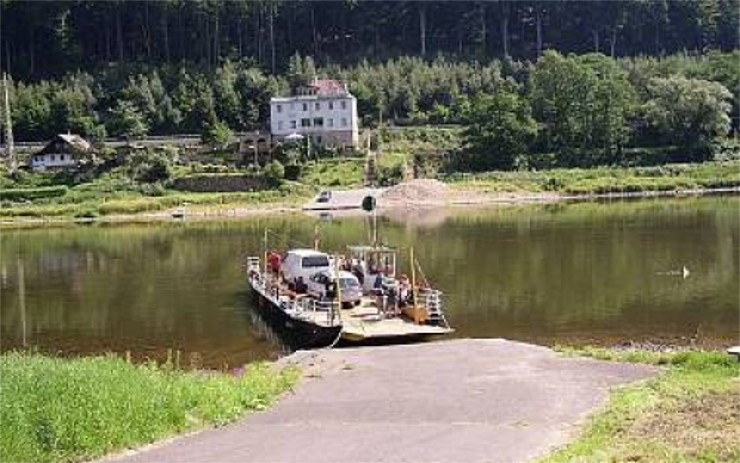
(101, 339, 656, 463)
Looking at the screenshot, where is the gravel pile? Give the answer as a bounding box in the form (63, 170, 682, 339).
(379, 179, 450, 204)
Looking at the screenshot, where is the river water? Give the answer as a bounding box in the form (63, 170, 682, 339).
(1, 196, 738, 368)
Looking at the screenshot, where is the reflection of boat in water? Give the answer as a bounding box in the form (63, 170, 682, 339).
(245, 305, 297, 356)
(246, 239, 453, 349)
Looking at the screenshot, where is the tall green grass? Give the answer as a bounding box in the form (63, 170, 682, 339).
(542, 348, 740, 463)
(0, 352, 298, 463)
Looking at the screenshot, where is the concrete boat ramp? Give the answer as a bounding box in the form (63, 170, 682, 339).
(302, 188, 384, 211)
(102, 339, 656, 463)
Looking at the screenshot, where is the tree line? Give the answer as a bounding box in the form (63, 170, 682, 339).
(5, 50, 737, 163)
(1, 0, 737, 80)
(461, 51, 735, 170)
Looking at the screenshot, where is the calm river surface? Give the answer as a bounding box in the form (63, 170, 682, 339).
(1, 196, 738, 367)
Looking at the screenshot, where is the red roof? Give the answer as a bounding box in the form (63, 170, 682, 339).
(310, 79, 348, 96)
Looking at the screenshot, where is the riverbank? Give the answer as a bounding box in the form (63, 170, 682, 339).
(1, 161, 737, 225)
(0, 352, 298, 463)
(542, 346, 740, 463)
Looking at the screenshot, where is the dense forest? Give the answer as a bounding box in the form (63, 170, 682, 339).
(0, 1, 738, 170)
(1, 0, 738, 78)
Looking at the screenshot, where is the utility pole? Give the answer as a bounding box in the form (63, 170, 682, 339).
(2, 73, 15, 174)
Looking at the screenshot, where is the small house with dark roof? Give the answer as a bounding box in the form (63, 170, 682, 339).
(31, 134, 91, 171)
(270, 78, 359, 148)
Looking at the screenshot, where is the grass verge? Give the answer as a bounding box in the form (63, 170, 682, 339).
(541, 347, 740, 463)
(446, 161, 740, 195)
(0, 183, 314, 219)
(0, 352, 299, 463)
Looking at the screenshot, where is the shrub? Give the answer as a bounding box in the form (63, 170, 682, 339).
(127, 150, 173, 183)
(201, 120, 234, 149)
(284, 164, 301, 181)
(376, 163, 405, 186)
(264, 160, 285, 183)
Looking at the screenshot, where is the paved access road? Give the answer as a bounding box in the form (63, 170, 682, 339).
(101, 339, 656, 463)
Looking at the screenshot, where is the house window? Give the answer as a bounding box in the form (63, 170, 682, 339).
(277, 104, 282, 113)
(316, 136, 322, 144)
(60, 154, 66, 161)
(341, 118, 348, 127)
(313, 117, 324, 127)
(290, 120, 297, 129)
(329, 101, 334, 110)
(328, 118, 334, 127)
(301, 118, 311, 127)
(278, 121, 284, 130)
(51, 154, 56, 161)
(315, 102, 320, 110)
(341, 100, 347, 110)
(302, 103, 308, 111)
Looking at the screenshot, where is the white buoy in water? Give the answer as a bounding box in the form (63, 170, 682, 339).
(682, 266, 690, 279)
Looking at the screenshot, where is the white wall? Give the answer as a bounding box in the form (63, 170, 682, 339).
(31, 153, 77, 170)
(270, 95, 359, 146)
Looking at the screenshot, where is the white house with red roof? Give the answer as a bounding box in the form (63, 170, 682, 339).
(270, 78, 359, 148)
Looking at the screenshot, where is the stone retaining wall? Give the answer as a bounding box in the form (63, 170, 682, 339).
(173, 175, 269, 192)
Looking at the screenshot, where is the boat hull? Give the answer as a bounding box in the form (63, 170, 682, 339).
(250, 288, 342, 349)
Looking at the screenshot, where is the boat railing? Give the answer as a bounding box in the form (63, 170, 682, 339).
(246, 254, 342, 327)
(418, 288, 450, 328)
(300, 298, 342, 326)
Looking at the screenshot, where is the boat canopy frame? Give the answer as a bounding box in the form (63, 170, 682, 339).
(346, 245, 397, 277)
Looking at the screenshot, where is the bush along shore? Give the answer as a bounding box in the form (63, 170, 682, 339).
(0, 352, 299, 463)
(542, 347, 740, 463)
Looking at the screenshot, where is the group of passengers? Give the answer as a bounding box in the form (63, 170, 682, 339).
(338, 254, 414, 316)
(373, 273, 413, 316)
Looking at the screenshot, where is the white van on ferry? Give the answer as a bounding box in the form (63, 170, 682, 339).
(279, 249, 331, 286)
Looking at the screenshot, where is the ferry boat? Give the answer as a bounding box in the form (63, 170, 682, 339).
(246, 241, 453, 349)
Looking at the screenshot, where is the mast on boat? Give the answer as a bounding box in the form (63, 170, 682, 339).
(2, 72, 14, 174)
(263, 228, 268, 277)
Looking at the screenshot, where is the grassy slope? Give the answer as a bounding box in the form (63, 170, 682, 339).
(541, 348, 740, 463)
(0, 353, 299, 463)
(447, 161, 740, 195)
(299, 158, 366, 187)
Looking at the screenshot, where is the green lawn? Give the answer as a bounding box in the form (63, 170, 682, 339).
(541, 347, 740, 463)
(0, 352, 299, 463)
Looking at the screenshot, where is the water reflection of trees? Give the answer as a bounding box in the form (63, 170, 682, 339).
(411, 197, 739, 342)
(1, 197, 737, 361)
